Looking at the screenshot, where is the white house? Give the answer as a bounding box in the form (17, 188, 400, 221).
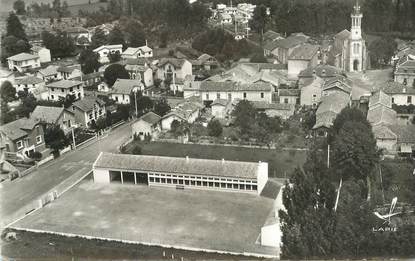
(14, 76, 46, 99)
(161, 101, 203, 130)
(211, 99, 233, 119)
(110, 79, 143, 104)
(7, 53, 40, 72)
(131, 112, 161, 140)
(125, 61, 154, 87)
(121, 45, 153, 60)
(57, 64, 82, 80)
(381, 81, 415, 106)
(200, 81, 273, 104)
(46, 79, 84, 101)
(30, 46, 51, 63)
(93, 44, 123, 64)
(72, 96, 106, 128)
(37, 65, 60, 82)
(157, 58, 192, 92)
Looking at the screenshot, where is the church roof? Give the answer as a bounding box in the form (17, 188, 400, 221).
(336, 29, 351, 40)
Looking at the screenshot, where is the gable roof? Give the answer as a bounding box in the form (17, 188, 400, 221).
(57, 64, 82, 73)
(263, 30, 282, 41)
(288, 44, 319, 60)
(31, 46, 47, 52)
(31, 106, 67, 124)
(46, 79, 83, 89)
(369, 90, 392, 109)
(372, 125, 397, 140)
(72, 96, 105, 112)
(38, 65, 59, 76)
(15, 76, 44, 85)
(111, 79, 142, 95)
(93, 44, 123, 53)
(367, 105, 397, 126)
(251, 101, 294, 111)
(298, 64, 343, 78)
(388, 124, 415, 143)
(93, 152, 260, 179)
(380, 81, 415, 95)
(0, 118, 39, 141)
(138, 111, 161, 125)
(200, 81, 273, 92)
(278, 89, 300, 96)
(336, 29, 351, 40)
(7, 52, 39, 61)
(158, 58, 187, 68)
(275, 34, 309, 49)
(211, 99, 231, 107)
(323, 76, 353, 94)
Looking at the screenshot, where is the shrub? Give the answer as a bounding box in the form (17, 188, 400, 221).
(131, 145, 142, 155)
(29, 151, 42, 161)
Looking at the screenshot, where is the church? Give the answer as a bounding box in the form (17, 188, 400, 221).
(330, 1, 369, 72)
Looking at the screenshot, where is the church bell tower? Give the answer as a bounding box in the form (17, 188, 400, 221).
(349, 0, 365, 72)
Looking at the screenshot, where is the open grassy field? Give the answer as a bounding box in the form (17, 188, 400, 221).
(124, 141, 307, 178)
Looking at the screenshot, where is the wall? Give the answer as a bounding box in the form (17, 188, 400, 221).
(111, 93, 130, 104)
(48, 85, 84, 101)
(261, 223, 280, 247)
(93, 168, 110, 183)
(279, 95, 298, 105)
(132, 120, 153, 137)
(161, 115, 182, 130)
(264, 108, 294, 120)
(300, 84, 321, 106)
(212, 105, 227, 118)
(376, 138, 397, 153)
(257, 162, 268, 195)
(391, 93, 415, 105)
(8, 58, 40, 72)
(288, 59, 309, 78)
(38, 49, 51, 63)
(201, 90, 272, 103)
(395, 74, 415, 87)
(143, 69, 154, 87)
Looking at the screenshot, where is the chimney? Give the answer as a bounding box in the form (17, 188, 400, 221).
(145, 39, 148, 46)
(321, 69, 326, 77)
(186, 156, 189, 162)
(222, 158, 225, 164)
(403, 87, 406, 93)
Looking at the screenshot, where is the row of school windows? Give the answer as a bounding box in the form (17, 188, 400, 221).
(206, 92, 265, 100)
(148, 173, 257, 191)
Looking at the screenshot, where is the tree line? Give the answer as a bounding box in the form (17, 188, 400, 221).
(280, 107, 415, 259)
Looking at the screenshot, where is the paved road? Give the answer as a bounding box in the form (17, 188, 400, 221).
(0, 122, 132, 228)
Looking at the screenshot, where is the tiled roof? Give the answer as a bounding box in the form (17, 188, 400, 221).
(31, 46, 47, 52)
(73, 96, 104, 112)
(372, 125, 397, 140)
(111, 79, 141, 95)
(0, 118, 39, 141)
(93, 44, 123, 52)
(369, 90, 392, 109)
(200, 81, 273, 92)
(263, 30, 282, 41)
(275, 34, 308, 49)
(336, 29, 351, 40)
(323, 76, 353, 94)
(314, 92, 350, 129)
(313, 111, 338, 129)
(139, 45, 152, 53)
(125, 64, 148, 72)
(367, 105, 397, 126)
(15, 76, 44, 85)
(278, 89, 300, 96)
(57, 64, 81, 73)
(251, 101, 294, 111)
(263, 40, 281, 51)
(122, 47, 140, 56)
(158, 58, 187, 68)
(211, 99, 231, 106)
(7, 52, 39, 61)
(389, 124, 415, 143)
(288, 44, 319, 60)
(138, 111, 161, 125)
(93, 152, 261, 179)
(47, 79, 82, 89)
(38, 65, 59, 76)
(380, 81, 415, 95)
(31, 106, 66, 124)
(298, 64, 343, 78)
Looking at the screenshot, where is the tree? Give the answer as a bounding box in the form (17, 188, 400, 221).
(90, 28, 108, 49)
(232, 100, 256, 138)
(108, 26, 125, 46)
(250, 52, 267, 63)
(131, 144, 142, 155)
(6, 12, 27, 40)
(330, 107, 370, 143)
(207, 119, 222, 137)
(250, 4, 268, 35)
(332, 121, 379, 181)
(95, 117, 107, 131)
(13, 0, 26, 15)
(0, 81, 16, 103)
(16, 93, 37, 118)
(44, 124, 70, 154)
(170, 119, 181, 135)
(159, 30, 168, 48)
(103, 64, 129, 86)
(154, 98, 171, 116)
(79, 49, 100, 74)
(302, 109, 316, 131)
(116, 104, 130, 120)
(42, 30, 75, 58)
(108, 51, 121, 63)
(369, 36, 397, 68)
(123, 19, 146, 47)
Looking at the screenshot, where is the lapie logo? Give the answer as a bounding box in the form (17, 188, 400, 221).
(372, 197, 399, 232)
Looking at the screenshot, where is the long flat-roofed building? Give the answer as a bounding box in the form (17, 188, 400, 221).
(93, 152, 269, 195)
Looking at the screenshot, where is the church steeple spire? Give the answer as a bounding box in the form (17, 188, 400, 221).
(350, 0, 363, 40)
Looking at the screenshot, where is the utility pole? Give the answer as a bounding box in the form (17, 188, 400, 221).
(71, 127, 76, 149)
(327, 144, 330, 168)
(134, 90, 138, 117)
(334, 178, 342, 212)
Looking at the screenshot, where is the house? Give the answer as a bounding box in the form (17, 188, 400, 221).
(200, 81, 273, 104)
(183, 75, 202, 99)
(7, 53, 40, 72)
(110, 79, 143, 104)
(277, 89, 300, 105)
(157, 58, 193, 93)
(300, 77, 325, 107)
(263, 41, 281, 58)
(211, 99, 233, 119)
(46, 79, 84, 101)
(287, 44, 320, 78)
(219, 13, 232, 24)
(65, 27, 91, 42)
(37, 65, 60, 82)
(322, 76, 353, 97)
(0, 118, 45, 156)
(263, 30, 283, 43)
(72, 96, 106, 127)
(30, 46, 51, 63)
(121, 45, 153, 60)
(394, 54, 415, 87)
(298, 64, 344, 87)
(380, 81, 415, 106)
(367, 90, 397, 127)
(191, 54, 219, 71)
(312, 92, 350, 136)
(125, 59, 154, 87)
(71, 71, 102, 88)
(31, 105, 76, 133)
(251, 101, 295, 120)
(161, 101, 203, 130)
(57, 64, 82, 80)
(14, 76, 45, 96)
(93, 44, 123, 64)
(131, 112, 161, 140)
(273, 34, 310, 64)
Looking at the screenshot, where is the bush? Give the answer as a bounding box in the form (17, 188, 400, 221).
(131, 145, 142, 155)
(29, 151, 42, 161)
(207, 119, 223, 137)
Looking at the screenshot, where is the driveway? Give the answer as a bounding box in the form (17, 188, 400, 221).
(0, 122, 132, 228)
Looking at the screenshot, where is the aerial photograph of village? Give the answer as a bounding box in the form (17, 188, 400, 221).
(0, 0, 414, 260)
